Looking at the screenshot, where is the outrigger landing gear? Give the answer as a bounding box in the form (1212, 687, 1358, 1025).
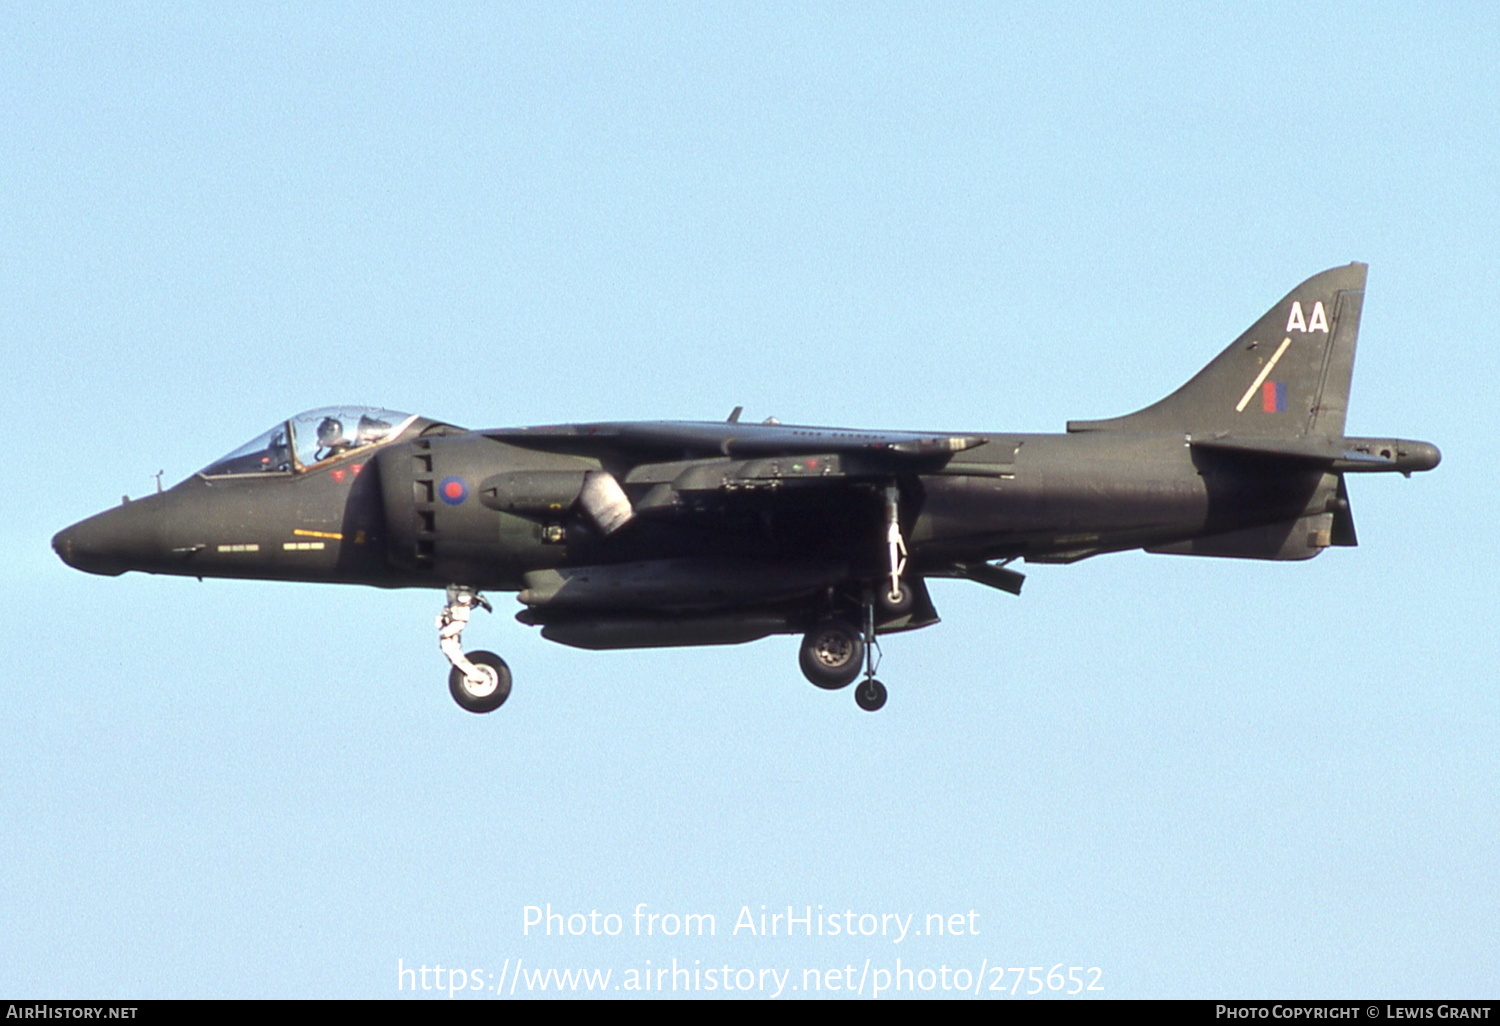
(438, 585, 512, 713)
(854, 587, 888, 712)
(855, 678, 888, 712)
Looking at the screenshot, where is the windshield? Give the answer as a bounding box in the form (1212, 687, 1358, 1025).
(200, 407, 417, 477)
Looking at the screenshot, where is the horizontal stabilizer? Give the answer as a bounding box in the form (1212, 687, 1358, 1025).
(1190, 435, 1440, 474)
(1190, 435, 1375, 462)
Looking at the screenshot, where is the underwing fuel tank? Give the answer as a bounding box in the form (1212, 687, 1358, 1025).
(529, 614, 794, 650)
(512, 558, 851, 650)
(516, 558, 848, 611)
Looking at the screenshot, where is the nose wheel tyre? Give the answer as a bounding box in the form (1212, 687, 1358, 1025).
(855, 678, 888, 712)
(449, 650, 512, 713)
(799, 619, 864, 690)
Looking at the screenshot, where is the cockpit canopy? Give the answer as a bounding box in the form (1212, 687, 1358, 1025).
(200, 407, 418, 477)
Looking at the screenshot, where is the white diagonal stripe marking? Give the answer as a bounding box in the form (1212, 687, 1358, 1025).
(1236, 336, 1292, 412)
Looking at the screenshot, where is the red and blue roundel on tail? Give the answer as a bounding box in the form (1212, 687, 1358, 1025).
(1261, 381, 1287, 413)
(438, 476, 468, 505)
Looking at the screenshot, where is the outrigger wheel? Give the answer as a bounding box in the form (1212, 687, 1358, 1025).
(855, 678, 888, 712)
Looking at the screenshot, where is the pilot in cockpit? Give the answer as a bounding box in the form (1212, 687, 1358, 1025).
(316, 417, 353, 461)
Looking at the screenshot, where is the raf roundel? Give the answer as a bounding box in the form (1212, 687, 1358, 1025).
(438, 476, 469, 506)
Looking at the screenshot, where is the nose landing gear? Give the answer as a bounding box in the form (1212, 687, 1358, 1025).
(438, 585, 512, 713)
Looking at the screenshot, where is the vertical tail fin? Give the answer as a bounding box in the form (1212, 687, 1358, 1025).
(1067, 263, 1366, 439)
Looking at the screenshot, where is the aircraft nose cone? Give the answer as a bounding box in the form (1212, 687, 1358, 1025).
(52, 501, 160, 576)
(51, 527, 76, 567)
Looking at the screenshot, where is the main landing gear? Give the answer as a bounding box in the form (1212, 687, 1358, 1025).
(798, 618, 864, 690)
(796, 483, 903, 713)
(797, 591, 889, 713)
(439, 585, 512, 713)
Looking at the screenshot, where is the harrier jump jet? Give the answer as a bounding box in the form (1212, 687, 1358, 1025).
(53, 264, 1439, 712)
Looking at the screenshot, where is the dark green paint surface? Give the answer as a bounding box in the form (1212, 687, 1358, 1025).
(54, 265, 1438, 650)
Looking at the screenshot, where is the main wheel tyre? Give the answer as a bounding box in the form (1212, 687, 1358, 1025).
(448, 650, 512, 713)
(855, 678, 888, 712)
(799, 619, 864, 690)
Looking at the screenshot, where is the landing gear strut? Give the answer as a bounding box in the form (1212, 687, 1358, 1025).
(798, 485, 908, 711)
(843, 485, 907, 713)
(438, 585, 511, 713)
(883, 483, 908, 611)
(854, 587, 888, 712)
(798, 590, 891, 710)
(852, 485, 899, 711)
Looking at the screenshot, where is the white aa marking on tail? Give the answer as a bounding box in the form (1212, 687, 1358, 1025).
(1235, 337, 1292, 412)
(1285, 301, 1329, 333)
(1308, 301, 1328, 332)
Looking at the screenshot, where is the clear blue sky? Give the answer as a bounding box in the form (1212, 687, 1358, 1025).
(3, 2, 1494, 999)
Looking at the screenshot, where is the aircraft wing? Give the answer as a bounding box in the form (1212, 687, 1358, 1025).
(483, 420, 987, 464)
(479, 421, 991, 536)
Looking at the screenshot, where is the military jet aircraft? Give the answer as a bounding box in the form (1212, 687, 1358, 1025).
(53, 263, 1438, 713)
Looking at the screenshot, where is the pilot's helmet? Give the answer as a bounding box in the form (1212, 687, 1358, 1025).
(317, 417, 345, 447)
